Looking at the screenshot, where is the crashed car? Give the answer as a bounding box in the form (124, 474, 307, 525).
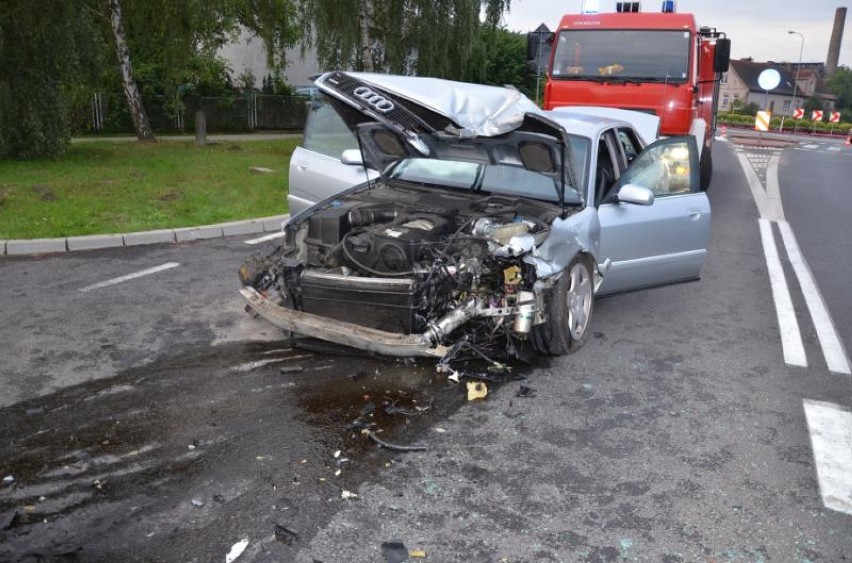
(240, 71, 711, 360)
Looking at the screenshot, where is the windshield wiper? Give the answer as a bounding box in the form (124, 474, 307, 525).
(629, 76, 680, 83)
(578, 76, 642, 85)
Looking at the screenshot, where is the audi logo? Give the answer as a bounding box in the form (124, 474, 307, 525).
(353, 86, 395, 113)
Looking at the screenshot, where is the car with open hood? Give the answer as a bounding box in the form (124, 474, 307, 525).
(240, 71, 710, 361)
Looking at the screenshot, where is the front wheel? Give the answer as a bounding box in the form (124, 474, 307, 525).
(699, 149, 713, 192)
(532, 256, 594, 355)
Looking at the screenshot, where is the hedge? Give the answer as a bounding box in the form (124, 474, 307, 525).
(717, 112, 852, 134)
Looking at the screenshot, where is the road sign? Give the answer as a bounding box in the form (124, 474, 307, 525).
(812, 110, 824, 121)
(757, 69, 781, 91)
(755, 110, 771, 132)
(829, 111, 841, 123)
(793, 108, 804, 119)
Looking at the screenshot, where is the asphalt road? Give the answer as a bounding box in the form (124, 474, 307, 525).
(1, 138, 851, 562)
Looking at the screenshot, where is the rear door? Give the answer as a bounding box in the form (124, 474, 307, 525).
(596, 135, 711, 294)
(287, 98, 377, 215)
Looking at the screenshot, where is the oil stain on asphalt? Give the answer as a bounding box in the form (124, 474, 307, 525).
(0, 341, 486, 563)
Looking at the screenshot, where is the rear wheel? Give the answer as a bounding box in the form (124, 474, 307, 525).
(532, 256, 594, 355)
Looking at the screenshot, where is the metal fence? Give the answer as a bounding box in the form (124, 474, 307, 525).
(75, 93, 310, 135)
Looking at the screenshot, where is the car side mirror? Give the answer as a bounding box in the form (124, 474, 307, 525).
(340, 149, 364, 165)
(617, 184, 654, 206)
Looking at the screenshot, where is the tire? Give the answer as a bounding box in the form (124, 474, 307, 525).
(532, 256, 594, 355)
(699, 148, 713, 192)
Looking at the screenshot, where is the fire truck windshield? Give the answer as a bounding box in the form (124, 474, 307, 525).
(551, 30, 690, 83)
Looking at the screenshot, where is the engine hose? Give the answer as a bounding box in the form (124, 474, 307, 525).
(340, 230, 415, 277)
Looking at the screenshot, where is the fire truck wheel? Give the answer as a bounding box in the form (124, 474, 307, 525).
(700, 149, 713, 191)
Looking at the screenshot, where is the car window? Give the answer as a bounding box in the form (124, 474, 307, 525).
(388, 158, 575, 203)
(566, 134, 590, 195)
(619, 140, 695, 197)
(595, 132, 620, 205)
(616, 128, 642, 164)
(303, 97, 358, 159)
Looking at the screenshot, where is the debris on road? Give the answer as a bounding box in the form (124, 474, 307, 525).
(225, 538, 249, 563)
(381, 541, 409, 563)
(191, 498, 205, 508)
(273, 523, 299, 545)
(365, 430, 428, 452)
(516, 384, 537, 398)
(466, 381, 488, 401)
(341, 490, 358, 500)
(0, 510, 17, 530)
(410, 549, 427, 558)
(2, 475, 14, 485)
(249, 166, 276, 174)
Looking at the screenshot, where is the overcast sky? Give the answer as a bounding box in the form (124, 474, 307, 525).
(502, 1, 851, 68)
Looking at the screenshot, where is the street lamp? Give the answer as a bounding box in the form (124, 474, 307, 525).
(789, 30, 804, 132)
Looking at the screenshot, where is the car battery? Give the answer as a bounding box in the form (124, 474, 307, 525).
(300, 270, 418, 333)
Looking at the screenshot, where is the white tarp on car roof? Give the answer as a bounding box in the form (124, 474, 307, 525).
(317, 72, 544, 138)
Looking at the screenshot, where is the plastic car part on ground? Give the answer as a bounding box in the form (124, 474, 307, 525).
(225, 538, 249, 563)
(466, 381, 488, 401)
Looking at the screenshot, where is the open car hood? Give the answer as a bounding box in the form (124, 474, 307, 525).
(314, 71, 581, 208)
(316, 71, 544, 139)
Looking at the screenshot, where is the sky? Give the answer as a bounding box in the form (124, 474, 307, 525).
(501, 0, 852, 68)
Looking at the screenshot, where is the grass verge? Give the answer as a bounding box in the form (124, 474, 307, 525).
(0, 139, 300, 239)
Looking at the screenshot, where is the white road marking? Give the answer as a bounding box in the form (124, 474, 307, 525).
(758, 220, 807, 368)
(803, 399, 852, 516)
(78, 262, 181, 293)
(244, 231, 286, 245)
(737, 152, 771, 219)
(778, 221, 852, 375)
(803, 144, 819, 149)
(828, 146, 841, 152)
(764, 155, 786, 222)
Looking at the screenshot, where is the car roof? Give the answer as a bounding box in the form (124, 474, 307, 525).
(544, 110, 631, 140)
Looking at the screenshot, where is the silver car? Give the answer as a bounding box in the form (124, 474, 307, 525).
(243, 71, 710, 360)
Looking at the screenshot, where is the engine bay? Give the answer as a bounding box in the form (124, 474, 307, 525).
(248, 184, 569, 356)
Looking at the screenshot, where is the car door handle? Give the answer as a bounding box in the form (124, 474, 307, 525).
(688, 208, 702, 221)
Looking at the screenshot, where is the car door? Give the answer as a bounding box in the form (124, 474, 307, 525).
(287, 97, 378, 215)
(595, 134, 711, 294)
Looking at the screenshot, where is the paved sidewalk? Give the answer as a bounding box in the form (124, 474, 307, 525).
(1, 214, 290, 257)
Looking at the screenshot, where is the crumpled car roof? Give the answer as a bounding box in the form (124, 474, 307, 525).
(316, 71, 544, 138)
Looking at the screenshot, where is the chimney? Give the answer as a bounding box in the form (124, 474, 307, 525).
(826, 7, 847, 77)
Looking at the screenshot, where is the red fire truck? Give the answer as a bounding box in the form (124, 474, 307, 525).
(538, 1, 730, 190)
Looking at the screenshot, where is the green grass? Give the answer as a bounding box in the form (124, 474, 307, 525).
(0, 139, 300, 239)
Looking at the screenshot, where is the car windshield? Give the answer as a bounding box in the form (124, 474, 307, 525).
(387, 158, 584, 204)
(551, 30, 690, 82)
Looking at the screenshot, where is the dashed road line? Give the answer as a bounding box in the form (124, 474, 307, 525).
(78, 262, 181, 293)
(778, 221, 852, 375)
(803, 399, 852, 516)
(758, 219, 807, 368)
(244, 231, 287, 245)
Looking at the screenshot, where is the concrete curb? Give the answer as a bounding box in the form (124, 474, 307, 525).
(2, 214, 290, 257)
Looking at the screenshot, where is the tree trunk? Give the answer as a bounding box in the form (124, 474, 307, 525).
(358, 0, 374, 72)
(108, 0, 155, 141)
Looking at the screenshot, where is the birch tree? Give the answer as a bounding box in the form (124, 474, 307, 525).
(108, 0, 154, 141)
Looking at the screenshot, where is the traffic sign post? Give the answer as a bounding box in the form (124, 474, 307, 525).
(754, 111, 771, 132)
(812, 110, 824, 134)
(829, 111, 841, 135)
(756, 69, 780, 137)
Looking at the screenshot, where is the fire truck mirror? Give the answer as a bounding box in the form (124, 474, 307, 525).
(714, 38, 731, 73)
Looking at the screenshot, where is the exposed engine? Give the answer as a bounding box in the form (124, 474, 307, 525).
(250, 187, 564, 357)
